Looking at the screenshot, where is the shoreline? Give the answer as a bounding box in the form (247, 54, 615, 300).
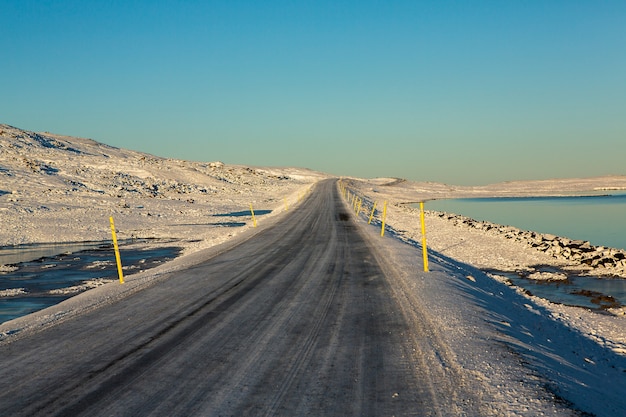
(0, 184, 315, 342)
(426, 209, 626, 278)
(394, 203, 626, 353)
(385, 203, 626, 311)
(344, 178, 626, 360)
(344, 176, 626, 281)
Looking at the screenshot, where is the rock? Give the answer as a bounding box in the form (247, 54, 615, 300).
(603, 259, 616, 267)
(570, 239, 587, 248)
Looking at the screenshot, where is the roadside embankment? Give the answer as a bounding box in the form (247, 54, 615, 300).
(429, 211, 626, 277)
(341, 178, 626, 364)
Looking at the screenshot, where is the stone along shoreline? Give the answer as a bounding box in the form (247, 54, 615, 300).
(434, 211, 626, 278)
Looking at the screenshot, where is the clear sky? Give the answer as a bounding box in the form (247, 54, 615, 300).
(2, 1, 625, 185)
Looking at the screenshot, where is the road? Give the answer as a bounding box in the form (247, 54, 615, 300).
(0, 179, 485, 416)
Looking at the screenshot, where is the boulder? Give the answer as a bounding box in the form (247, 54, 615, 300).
(209, 161, 225, 169)
(570, 239, 587, 248)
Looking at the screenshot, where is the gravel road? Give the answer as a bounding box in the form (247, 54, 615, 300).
(0, 179, 487, 416)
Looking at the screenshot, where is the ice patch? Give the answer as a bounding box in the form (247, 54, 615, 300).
(0, 288, 27, 297)
(0, 265, 18, 274)
(85, 260, 113, 269)
(48, 278, 115, 295)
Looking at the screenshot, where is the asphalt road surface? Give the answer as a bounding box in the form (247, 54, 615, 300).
(0, 179, 485, 416)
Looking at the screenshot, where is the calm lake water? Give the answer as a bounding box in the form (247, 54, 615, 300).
(424, 192, 626, 309)
(426, 192, 626, 251)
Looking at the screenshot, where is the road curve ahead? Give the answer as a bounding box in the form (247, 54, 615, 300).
(0, 179, 484, 416)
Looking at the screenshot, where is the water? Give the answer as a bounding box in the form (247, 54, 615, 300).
(0, 243, 181, 323)
(208, 209, 272, 227)
(426, 193, 626, 251)
(489, 267, 626, 310)
(212, 209, 272, 217)
(423, 192, 626, 309)
(0, 241, 115, 265)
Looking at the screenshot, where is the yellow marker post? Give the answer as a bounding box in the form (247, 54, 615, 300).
(357, 199, 362, 216)
(284, 198, 289, 211)
(109, 216, 124, 284)
(380, 201, 387, 237)
(368, 201, 377, 224)
(420, 202, 429, 272)
(250, 203, 257, 227)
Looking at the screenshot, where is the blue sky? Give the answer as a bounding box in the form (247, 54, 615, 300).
(2, 1, 625, 185)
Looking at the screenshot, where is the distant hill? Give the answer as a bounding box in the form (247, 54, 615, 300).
(0, 124, 325, 246)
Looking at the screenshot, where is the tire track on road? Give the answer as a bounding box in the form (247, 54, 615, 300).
(0, 179, 487, 416)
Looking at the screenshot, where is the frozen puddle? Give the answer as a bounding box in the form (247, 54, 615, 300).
(489, 266, 626, 310)
(0, 241, 113, 265)
(0, 241, 181, 323)
(172, 209, 273, 228)
(209, 209, 272, 227)
(212, 209, 272, 217)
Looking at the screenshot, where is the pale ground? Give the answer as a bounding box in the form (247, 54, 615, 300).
(2, 124, 625, 358)
(2, 124, 626, 415)
(344, 176, 626, 359)
(0, 124, 327, 253)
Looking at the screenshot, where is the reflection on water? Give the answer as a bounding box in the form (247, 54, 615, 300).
(425, 193, 626, 310)
(0, 241, 111, 265)
(489, 267, 626, 310)
(0, 243, 181, 324)
(426, 192, 626, 251)
(213, 209, 272, 217)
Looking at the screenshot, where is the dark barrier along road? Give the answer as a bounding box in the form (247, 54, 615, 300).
(0, 179, 484, 416)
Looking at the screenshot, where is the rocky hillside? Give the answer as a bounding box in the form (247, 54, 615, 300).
(0, 124, 316, 198)
(434, 211, 626, 278)
(0, 124, 324, 246)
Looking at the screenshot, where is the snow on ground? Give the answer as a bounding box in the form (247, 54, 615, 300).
(345, 176, 626, 416)
(0, 123, 327, 254)
(2, 124, 626, 415)
(0, 123, 325, 337)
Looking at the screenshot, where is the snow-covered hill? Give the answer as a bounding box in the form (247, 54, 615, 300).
(0, 124, 326, 248)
